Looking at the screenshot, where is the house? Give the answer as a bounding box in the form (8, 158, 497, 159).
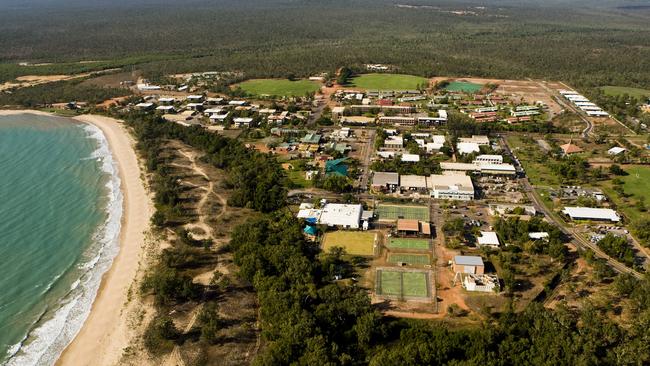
(325, 158, 349, 177)
(562, 206, 621, 222)
(233, 117, 254, 128)
(400, 154, 420, 163)
(429, 174, 474, 200)
(209, 113, 230, 123)
(560, 141, 583, 155)
(453, 256, 485, 275)
(457, 142, 480, 155)
(458, 135, 490, 146)
(158, 97, 176, 105)
(186, 95, 204, 103)
(384, 136, 404, 150)
(400, 175, 429, 192)
(608, 147, 626, 156)
(477, 231, 500, 248)
(301, 133, 322, 145)
(135, 102, 155, 110)
(155, 105, 176, 113)
(186, 103, 204, 111)
(371, 172, 400, 192)
(529, 232, 549, 240)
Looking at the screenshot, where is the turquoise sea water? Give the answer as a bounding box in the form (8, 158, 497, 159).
(0, 113, 122, 365)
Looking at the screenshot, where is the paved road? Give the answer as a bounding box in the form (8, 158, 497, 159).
(359, 129, 376, 190)
(533, 80, 593, 138)
(500, 135, 643, 279)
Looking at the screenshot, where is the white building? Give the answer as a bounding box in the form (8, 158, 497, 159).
(400, 154, 420, 162)
(400, 175, 429, 192)
(458, 135, 490, 146)
(233, 117, 254, 128)
(429, 174, 474, 201)
(529, 232, 549, 240)
(319, 204, 363, 229)
(608, 147, 626, 156)
(474, 155, 503, 165)
(457, 142, 480, 155)
(477, 231, 500, 247)
(562, 207, 621, 222)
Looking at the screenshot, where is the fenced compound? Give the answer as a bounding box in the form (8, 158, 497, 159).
(376, 204, 430, 222)
(388, 253, 431, 265)
(388, 238, 430, 250)
(376, 268, 431, 299)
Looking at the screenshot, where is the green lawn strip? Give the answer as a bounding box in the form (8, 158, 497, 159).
(376, 205, 430, 221)
(238, 79, 320, 97)
(350, 73, 427, 90)
(601, 86, 650, 100)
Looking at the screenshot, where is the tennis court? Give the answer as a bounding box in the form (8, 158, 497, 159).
(376, 204, 430, 222)
(388, 238, 430, 250)
(376, 269, 430, 299)
(388, 253, 430, 265)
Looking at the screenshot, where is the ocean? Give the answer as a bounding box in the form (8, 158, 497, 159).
(0, 113, 122, 365)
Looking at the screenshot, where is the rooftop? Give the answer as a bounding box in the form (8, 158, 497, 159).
(477, 231, 500, 247)
(372, 172, 400, 186)
(562, 206, 621, 222)
(454, 256, 484, 266)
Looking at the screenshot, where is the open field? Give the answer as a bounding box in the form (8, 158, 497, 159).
(376, 204, 430, 221)
(445, 81, 483, 93)
(376, 269, 430, 298)
(322, 231, 377, 256)
(601, 86, 650, 100)
(388, 253, 430, 265)
(350, 73, 427, 90)
(600, 165, 650, 223)
(388, 238, 430, 250)
(506, 135, 561, 187)
(237, 79, 320, 97)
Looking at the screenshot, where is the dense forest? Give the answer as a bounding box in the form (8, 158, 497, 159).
(114, 109, 650, 365)
(1, 0, 650, 89)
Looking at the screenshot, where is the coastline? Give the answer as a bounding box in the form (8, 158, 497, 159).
(0, 110, 153, 365)
(54, 114, 152, 366)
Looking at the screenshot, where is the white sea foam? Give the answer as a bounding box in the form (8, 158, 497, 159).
(5, 123, 124, 366)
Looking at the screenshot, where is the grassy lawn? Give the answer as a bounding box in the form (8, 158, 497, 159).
(601, 86, 650, 100)
(600, 166, 650, 223)
(376, 204, 430, 221)
(445, 81, 483, 93)
(322, 231, 377, 256)
(388, 238, 430, 250)
(507, 135, 561, 187)
(286, 170, 310, 189)
(388, 253, 430, 265)
(402, 272, 429, 297)
(350, 73, 427, 90)
(237, 79, 320, 97)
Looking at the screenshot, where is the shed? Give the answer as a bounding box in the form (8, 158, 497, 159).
(397, 219, 420, 233)
(453, 256, 485, 275)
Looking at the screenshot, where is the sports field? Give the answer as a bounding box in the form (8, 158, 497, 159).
(388, 253, 430, 265)
(377, 269, 429, 298)
(603, 166, 650, 222)
(376, 204, 430, 221)
(601, 86, 650, 100)
(388, 238, 430, 250)
(445, 81, 483, 93)
(350, 73, 428, 90)
(322, 231, 377, 256)
(237, 79, 320, 97)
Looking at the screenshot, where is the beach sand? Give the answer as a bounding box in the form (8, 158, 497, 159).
(52, 114, 153, 366)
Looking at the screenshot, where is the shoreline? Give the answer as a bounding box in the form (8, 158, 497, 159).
(0, 110, 153, 365)
(56, 114, 152, 366)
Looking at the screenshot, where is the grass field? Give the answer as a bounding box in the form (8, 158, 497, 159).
(506, 135, 561, 187)
(237, 79, 320, 97)
(322, 231, 377, 256)
(601, 86, 650, 100)
(388, 238, 430, 250)
(376, 204, 430, 221)
(601, 166, 650, 223)
(445, 81, 483, 93)
(377, 269, 429, 298)
(388, 253, 430, 265)
(350, 73, 428, 90)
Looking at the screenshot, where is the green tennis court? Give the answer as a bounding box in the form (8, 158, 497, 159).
(377, 269, 430, 298)
(388, 238, 430, 250)
(388, 253, 430, 265)
(376, 204, 430, 221)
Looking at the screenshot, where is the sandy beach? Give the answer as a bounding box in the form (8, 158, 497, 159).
(51, 114, 152, 366)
